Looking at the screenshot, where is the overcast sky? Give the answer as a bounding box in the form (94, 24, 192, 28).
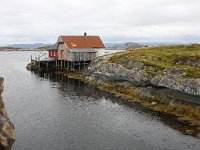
(0, 0, 200, 45)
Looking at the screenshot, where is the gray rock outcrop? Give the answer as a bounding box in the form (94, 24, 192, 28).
(84, 55, 200, 97)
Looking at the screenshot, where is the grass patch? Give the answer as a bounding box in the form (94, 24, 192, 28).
(109, 44, 200, 78)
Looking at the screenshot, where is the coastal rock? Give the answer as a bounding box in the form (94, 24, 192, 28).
(150, 76, 200, 96)
(26, 61, 39, 71)
(0, 77, 4, 93)
(0, 77, 15, 150)
(85, 55, 200, 97)
(87, 60, 149, 86)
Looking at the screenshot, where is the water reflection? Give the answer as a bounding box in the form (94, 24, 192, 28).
(38, 72, 200, 139)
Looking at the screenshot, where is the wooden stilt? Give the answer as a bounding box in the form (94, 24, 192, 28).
(79, 53, 81, 70)
(84, 54, 86, 68)
(31, 55, 33, 71)
(67, 61, 69, 70)
(38, 55, 40, 70)
(60, 60, 63, 68)
(56, 60, 58, 68)
(64, 60, 66, 69)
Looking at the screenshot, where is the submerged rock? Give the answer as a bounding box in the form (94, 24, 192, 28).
(26, 61, 39, 71)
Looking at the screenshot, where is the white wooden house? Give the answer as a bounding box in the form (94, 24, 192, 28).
(57, 33, 105, 61)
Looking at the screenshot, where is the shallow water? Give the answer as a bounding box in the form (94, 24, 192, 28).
(0, 51, 200, 150)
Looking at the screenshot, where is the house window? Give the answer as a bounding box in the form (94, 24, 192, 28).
(54, 51, 56, 57)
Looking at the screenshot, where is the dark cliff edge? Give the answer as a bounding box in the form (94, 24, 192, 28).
(0, 77, 15, 150)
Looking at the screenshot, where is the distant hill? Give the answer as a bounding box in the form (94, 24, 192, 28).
(6, 43, 52, 49)
(37, 45, 52, 50)
(141, 42, 182, 46)
(105, 42, 144, 49)
(104, 42, 189, 48)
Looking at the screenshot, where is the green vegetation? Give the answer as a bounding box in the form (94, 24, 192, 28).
(109, 44, 200, 78)
(37, 45, 51, 50)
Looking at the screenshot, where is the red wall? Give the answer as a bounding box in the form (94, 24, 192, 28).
(48, 51, 58, 59)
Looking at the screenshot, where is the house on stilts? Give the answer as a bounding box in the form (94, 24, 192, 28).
(48, 33, 105, 70)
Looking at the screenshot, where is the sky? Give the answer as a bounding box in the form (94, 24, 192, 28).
(0, 0, 200, 45)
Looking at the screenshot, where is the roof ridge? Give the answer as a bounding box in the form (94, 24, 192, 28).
(61, 35, 100, 37)
(60, 35, 105, 49)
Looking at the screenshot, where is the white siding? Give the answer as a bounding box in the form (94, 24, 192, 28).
(95, 48, 106, 56)
(57, 43, 68, 60)
(57, 36, 68, 60)
(105, 49, 126, 55)
(95, 48, 125, 56)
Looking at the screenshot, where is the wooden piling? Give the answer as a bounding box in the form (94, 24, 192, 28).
(67, 61, 69, 70)
(56, 60, 58, 68)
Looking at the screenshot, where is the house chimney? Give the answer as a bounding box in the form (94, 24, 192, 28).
(84, 32, 87, 36)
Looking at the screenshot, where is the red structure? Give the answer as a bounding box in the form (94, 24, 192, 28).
(48, 43, 58, 59)
(48, 50, 58, 59)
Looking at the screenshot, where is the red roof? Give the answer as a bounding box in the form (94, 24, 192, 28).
(61, 36, 105, 49)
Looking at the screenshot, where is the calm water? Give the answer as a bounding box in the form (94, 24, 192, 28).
(0, 51, 200, 150)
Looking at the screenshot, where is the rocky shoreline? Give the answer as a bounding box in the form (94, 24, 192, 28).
(26, 45, 200, 137)
(0, 77, 15, 150)
(86, 55, 200, 97)
(63, 54, 200, 137)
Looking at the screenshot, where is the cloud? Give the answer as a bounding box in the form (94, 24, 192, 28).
(0, 0, 200, 45)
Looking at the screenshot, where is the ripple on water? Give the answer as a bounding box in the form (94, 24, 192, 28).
(0, 51, 200, 150)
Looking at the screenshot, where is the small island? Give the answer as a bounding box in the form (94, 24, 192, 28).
(27, 37, 200, 138)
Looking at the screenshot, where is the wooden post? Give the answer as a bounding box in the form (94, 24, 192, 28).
(67, 77, 69, 84)
(30, 55, 33, 71)
(83, 54, 85, 68)
(64, 60, 66, 69)
(79, 53, 81, 70)
(56, 60, 57, 68)
(47, 61, 49, 69)
(38, 55, 40, 70)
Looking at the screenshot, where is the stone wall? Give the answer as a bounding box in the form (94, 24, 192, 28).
(0, 77, 15, 150)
